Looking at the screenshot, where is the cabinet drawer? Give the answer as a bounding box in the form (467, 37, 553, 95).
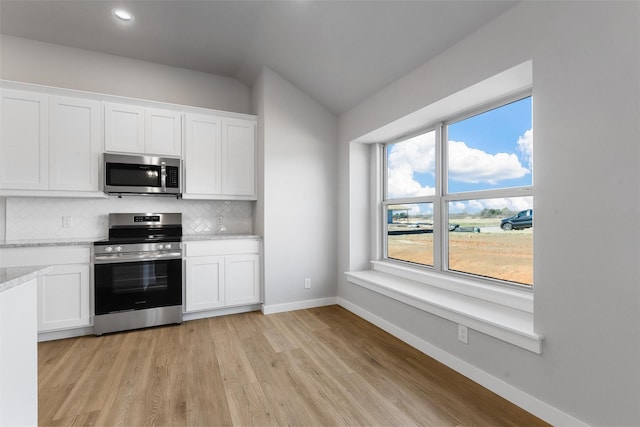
(185, 239, 260, 257)
(0, 246, 91, 267)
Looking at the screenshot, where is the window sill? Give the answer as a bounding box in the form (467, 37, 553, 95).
(345, 266, 543, 354)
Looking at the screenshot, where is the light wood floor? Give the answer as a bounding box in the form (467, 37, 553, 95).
(39, 305, 549, 426)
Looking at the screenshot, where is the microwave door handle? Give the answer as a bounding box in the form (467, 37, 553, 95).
(160, 162, 167, 192)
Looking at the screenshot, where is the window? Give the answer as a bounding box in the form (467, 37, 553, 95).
(383, 95, 533, 286)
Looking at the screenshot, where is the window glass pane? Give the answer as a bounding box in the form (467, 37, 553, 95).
(386, 130, 436, 199)
(447, 97, 532, 193)
(448, 197, 533, 285)
(386, 203, 433, 266)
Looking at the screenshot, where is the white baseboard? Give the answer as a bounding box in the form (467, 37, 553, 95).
(262, 297, 337, 315)
(337, 297, 588, 427)
(182, 304, 262, 321)
(38, 326, 94, 342)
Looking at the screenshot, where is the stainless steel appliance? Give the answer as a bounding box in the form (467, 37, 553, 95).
(93, 213, 183, 335)
(103, 153, 181, 196)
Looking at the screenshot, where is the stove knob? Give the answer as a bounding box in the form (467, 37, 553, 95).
(157, 244, 165, 250)
(105, 246, 113, 253)
(164, 243, 172, 250)
(115, 246, 123, 252)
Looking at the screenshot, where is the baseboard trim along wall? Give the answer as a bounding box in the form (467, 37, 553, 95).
(261, 297, 338, 315)
(38, 326, 94, 343)
(183, 304, 262, 322)
(337, 297, 588, 427)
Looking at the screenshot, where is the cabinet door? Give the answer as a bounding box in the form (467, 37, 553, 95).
(0, 279, 37, 426)
(49, 96, 101, 191)
(145, 108, 182, 156)
(185, 256, 225, 312)
(184, 113, 222, 195)
(37, 264, 91, 332)
(221, 118, 256, 197)
(225, 254, 261, 306)
(104, 103, 145, 153)
(0, 89, 48, 190)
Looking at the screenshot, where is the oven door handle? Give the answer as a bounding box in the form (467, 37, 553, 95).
(94, 251, 183, 264)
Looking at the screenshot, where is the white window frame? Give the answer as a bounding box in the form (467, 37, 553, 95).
(346, 62, 542, 353)
(381, 91, 533, 290)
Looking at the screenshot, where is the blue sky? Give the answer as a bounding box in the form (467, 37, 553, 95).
(447, 96, 532, 193)
(387, 96, 532, 213)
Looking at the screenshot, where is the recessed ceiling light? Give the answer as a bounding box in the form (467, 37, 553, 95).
(112, 8, 134, 22)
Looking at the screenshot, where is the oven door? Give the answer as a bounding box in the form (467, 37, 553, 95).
(94, 257, 182, 315)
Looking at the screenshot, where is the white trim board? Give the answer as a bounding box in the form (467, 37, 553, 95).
(337, 297, 588, 427)
(261, 297, 337, 315)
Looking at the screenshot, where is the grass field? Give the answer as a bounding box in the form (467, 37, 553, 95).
(387, 217, 532, 286)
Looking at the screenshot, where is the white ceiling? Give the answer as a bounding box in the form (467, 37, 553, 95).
(0, 0, 517, 114)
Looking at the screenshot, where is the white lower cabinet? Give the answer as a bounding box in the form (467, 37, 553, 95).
(185, 255, 225, 311)
(225, 254, 261, 306)
(184, 239, 261, 313)
(38, 263, 91, 331)
(0, 246, 91, 333)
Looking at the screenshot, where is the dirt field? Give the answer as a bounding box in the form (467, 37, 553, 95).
(387, 226, 532, 286)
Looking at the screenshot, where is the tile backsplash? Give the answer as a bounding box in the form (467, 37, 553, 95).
(4, 196, 253, 241)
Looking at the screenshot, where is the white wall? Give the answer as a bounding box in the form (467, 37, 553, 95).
(0, 35, 251, 114)
(338, 2, 640, 426)
(0, 198, 5, 241)
(253, 68, 338, 310)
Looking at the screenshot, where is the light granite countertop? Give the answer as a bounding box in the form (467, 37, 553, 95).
(0, 234, 261, 248)
(0, 266, 51, 294)
(182, 234, 261, 242)
(0, 238, 97, 248)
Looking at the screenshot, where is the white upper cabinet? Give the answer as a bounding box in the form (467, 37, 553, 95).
(183, 114, 256, 200)
(49, 96, 101, 191)
(105, 102, 182, 157)
(146, 108, 182, 156)
(0, 89, 101, 194)
(222, 118, 256, 197)
(104, 103, 145, 154)
(0, 89, 49, 190)
(184, 113, 222, 196)
(1, 82, 256, 199)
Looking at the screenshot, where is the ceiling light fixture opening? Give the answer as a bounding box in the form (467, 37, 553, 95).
(112, 8, 134, 22)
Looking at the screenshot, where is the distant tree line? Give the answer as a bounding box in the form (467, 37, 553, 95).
(480, 208, 512, 217)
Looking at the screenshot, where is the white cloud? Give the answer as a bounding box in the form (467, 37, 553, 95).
(448, 140, 530, 184)
(387, 128, 534, 198)
(453, 197, 533, 214)
(387, 132, 436, 198)
(518, 129, 533, 171)
(451, 201, 466, 212)
(517, 128, 533, 170)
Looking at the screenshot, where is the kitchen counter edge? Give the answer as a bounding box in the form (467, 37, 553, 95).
(0, 234, 262, 248)
(0, 266, 52, 294)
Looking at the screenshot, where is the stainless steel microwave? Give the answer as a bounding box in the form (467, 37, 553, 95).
(103, 154, 181, 195)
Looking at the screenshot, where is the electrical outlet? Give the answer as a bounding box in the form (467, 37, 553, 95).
(62, 216, 73, 228)
(457, 324, 468, 344)
(304, 278, 311, 289)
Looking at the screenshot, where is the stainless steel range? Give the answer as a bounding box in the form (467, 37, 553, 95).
(93, 213, 183, 335)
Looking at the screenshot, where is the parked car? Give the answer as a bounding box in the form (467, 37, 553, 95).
(500, 209, 533, 230)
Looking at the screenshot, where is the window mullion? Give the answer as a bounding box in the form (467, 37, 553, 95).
(434, 122, 444, 273)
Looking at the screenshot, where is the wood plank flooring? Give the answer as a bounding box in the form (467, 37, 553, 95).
(38, 305, 549, 426)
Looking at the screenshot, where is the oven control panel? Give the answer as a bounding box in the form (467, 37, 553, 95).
(134, 215, 161, 223)
(94, 242, 183, 262)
